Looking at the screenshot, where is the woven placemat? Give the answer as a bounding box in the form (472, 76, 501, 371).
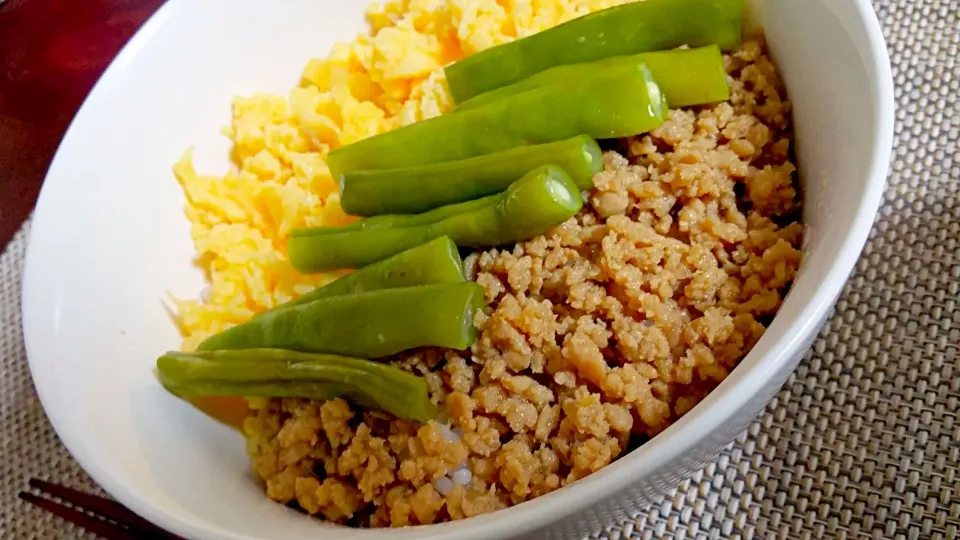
(1, 0, 957, 538)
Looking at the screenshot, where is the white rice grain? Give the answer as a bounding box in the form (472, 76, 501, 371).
(432, 476, 454, 496)
(451, 467, 472, 486)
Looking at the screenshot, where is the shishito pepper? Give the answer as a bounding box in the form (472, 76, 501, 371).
(196, 282, 485, 358)
(456, 46, 729, 111)
(277, 237, 463, 300)
(326, 64, 665, 180)
(445, 0, 742, 103)
(339, 135, 603, 216)
(157, 350, 438, 422)
(289, 164, 583, 272)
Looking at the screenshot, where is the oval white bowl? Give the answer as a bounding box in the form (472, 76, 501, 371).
(21, 0, 894, 538)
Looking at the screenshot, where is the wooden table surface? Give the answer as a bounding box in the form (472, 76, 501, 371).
(0, 0, 164, 249)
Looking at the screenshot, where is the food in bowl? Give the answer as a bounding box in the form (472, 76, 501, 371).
(162, 0, 803, 528)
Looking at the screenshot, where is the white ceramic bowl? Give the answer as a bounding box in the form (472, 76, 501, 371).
(21, 0, 894, 538)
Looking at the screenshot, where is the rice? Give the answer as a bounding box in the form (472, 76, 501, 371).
(172, 0, 803, 529)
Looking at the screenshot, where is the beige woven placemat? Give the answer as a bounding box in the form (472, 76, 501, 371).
(1, 0, 957, 538)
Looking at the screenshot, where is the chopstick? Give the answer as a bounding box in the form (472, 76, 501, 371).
(18, 478, 185, 540)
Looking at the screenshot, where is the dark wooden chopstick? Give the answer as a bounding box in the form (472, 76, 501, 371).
(18, 478, 185, 540)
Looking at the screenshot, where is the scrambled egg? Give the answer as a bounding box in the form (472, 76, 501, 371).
(173, 0, 639, 349)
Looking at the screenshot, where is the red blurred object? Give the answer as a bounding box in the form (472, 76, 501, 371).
(0, 0, 165, 249)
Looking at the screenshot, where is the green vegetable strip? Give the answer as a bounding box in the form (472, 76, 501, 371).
(326, 65, 666, 180)
(157, 350, 437, 422)
(445, 0, 742, 103)
(295, 196, 499, 236)
(339, 135, 603, 216)
(457, 46, 729, 111)
(196, 282, 485, 358)
(289, 164, 583, 272)
(276, 238, 463, 305)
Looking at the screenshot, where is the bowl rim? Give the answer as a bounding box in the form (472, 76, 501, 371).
(21, 0, 895, 538)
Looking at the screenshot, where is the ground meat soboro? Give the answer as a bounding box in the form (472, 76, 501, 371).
(244, 39, 804, 528)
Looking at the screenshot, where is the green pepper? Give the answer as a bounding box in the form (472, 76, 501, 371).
(157, 349, 438, 422)
(197, 282, 485, 358)
(298, 195, 499, 236)
(326, 65, 665, 180)
(456, 46, 729, 111)
(277, 238, 463, 305)
(339, 135, 602, 216)
(445, 0, 742, 103)
(289, 164, 582, 272)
